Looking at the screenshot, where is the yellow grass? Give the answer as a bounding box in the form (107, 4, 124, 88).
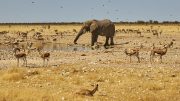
(1, 67, 27, 81)
(0, 24, 179, 35)
(0, 24, 81, 35)
(0, 24, 180, 101)
(0, 64, 179, 101)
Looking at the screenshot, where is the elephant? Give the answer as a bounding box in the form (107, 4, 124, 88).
(74, 19, 115, 47)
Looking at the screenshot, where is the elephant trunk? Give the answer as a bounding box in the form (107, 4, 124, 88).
(74, 28, 84, 44)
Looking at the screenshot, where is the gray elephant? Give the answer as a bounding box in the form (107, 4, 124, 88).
(74, 19, 115, 46)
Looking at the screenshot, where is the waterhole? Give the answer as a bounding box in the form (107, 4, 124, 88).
(0, 43, 94, 52)
(43, 43, 92, 51)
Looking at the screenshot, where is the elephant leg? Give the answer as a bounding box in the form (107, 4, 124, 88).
(23, 57, 26, 66)
(160, 56, 162, 63)
(47, 58, 49, 67)
(137, 56, 140, 63)
(94, 35, 98, 43)
(23, 58, 25, 66)
(91, 35, 95, 46)
(104, 36, 110, 46)
(91, 33, 97, 46)
(25, 57, 27, 67)
(17, 58, 19, 67)
(110, 37, 114, 45)
(150, 54, 154, 63)
(43, 58, 45, 67)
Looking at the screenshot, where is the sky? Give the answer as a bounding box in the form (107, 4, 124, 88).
(0, 0, 179, 23)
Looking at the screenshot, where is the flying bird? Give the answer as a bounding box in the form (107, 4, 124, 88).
(108, 0, 111, 3)
(115, 9, 119, 12)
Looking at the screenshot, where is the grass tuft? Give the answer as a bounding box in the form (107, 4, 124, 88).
(1, 67, 27, 81)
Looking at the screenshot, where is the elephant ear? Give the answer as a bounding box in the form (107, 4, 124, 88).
(90, 22, 98, 33)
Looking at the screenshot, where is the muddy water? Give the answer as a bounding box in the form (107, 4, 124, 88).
(0, 43, 93, 52)
(43, 43, 92, 51)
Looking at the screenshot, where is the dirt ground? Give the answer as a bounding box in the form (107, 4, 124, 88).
(0, 24, 179, 101)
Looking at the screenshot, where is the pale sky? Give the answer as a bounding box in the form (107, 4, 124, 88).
(0, 0, 179, 23)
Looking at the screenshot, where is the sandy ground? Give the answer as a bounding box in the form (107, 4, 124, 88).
(0, 24, 179, 101)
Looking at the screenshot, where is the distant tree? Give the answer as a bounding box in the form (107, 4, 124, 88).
(162, 21, 170, 24)
(173, 21, 179, 24)
(149, 20, 153, 24)
(137, 20, 145, 24)
(153, 21, 159, 24)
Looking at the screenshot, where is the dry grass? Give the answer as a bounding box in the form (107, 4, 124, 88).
(0, 24, 81, 36)
(1, 67, 39, 81)
(0, 24, 180, 101)
(0, 64, 179, 101)
(1, 67, 27, 81)
(0, 88, 59, 101)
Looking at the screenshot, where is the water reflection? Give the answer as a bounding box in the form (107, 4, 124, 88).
(0, 43, 92, 52)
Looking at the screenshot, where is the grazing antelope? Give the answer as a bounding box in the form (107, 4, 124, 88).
(37, 48, 50, 67)
(21, 32, 28, 40)
(0, 31, 8, 35)
(16, 31, 28, 40)
(72, 29, 77, 33)
(159, 30, 162, 35)
(33, 32, 44, 40)
(166, 41, 174, 48)
(76, 84, 98, 96)
(124, 48, 140, 63)
(150, 44, 168, 63)
(152, 30, 159, 37)
(122, 29, 127, 33)
(136, 30, 142, 37)
(152, 30, 162, 38)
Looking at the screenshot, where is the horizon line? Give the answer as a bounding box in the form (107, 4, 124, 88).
(0, 20, 180, 24)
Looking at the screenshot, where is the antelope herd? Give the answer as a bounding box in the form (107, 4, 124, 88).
(0, 25, 177, 67)
(0, 28, 79, 67)
(116, 26, 175, 63)
(115, 27, 163, 38)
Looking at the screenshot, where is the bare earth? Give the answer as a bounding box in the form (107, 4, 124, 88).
(0, 24, 179, 101)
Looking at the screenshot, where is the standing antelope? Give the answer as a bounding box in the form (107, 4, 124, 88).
(124, 48, 140, 63)
(136, 30, 142, 37)
(150, 44, 168, 63)
(37, 48, 50, 67)
(13, 48, 28, 67)
(152, 30, 159, 37)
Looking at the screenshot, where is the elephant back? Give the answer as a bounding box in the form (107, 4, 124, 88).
(99, 19, 115, 36)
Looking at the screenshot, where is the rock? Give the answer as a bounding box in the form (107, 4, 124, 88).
(81, 54, 86, 56)
(170, 74, 176, 77)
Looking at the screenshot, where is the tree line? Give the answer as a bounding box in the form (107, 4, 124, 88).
(0, 20, 179, 25)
